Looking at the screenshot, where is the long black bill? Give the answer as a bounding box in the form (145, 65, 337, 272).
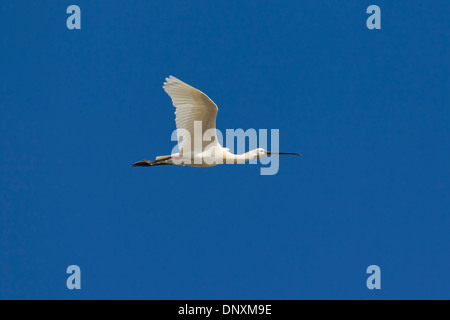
(267, 152, 302, 157)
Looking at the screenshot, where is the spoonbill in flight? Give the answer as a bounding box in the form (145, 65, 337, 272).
(132, 76, 301, 168)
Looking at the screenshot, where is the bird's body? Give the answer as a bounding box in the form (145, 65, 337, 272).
(134, 149, 262, 167)
(132, 76, 300, 168)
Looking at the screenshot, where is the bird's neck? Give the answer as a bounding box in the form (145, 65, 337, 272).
(226, 151, 255, 163)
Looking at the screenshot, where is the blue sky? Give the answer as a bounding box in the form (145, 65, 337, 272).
(0, 1, 449, 299)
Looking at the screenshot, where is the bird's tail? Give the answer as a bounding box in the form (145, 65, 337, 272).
(132, 155, 173, 167)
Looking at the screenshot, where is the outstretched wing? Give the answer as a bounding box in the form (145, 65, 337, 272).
(163, 76, 219, 154)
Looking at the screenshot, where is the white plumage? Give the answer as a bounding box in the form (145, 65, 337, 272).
(163, 76, 219, 154)
(132, 76, 301, 168)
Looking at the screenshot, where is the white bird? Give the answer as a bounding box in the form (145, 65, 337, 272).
(132, 76, 301, 168)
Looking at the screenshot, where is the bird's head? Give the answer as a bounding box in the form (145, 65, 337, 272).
(252, 148, 302, 159)
(253, 148, 268, 158)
